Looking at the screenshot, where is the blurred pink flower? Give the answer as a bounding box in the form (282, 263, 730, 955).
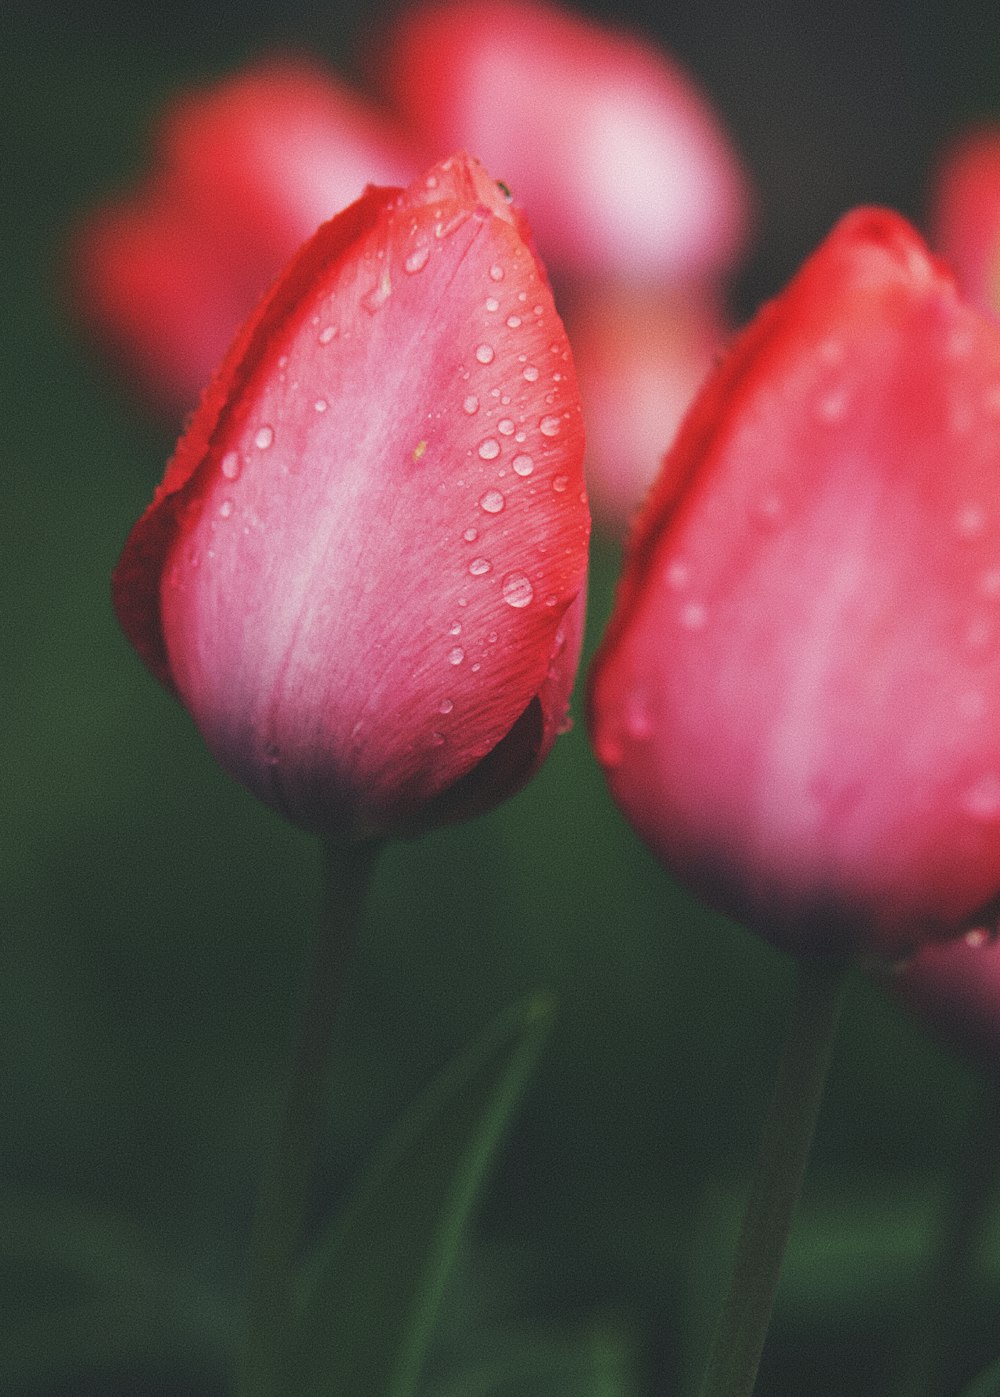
(72, 59, 424, 412)
(563, 281, 727, 533)
(377, 0, 752, 281)
(930, 127, 1000, 321)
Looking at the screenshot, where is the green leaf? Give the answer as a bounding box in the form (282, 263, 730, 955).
(422, 1321, 640, 1397)
(960, 1355, 1000, 1397)
(284, 994, 555, 1397)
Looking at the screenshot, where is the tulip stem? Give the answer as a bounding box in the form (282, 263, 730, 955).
(696, 955, 849, 1397)
(237, 837, 381, 1397)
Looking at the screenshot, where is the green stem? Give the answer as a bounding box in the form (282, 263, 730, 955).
(696, 956, 849, 1397)
(237, 837, 381, 1397)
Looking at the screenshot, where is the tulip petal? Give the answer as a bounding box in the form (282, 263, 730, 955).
(115, 155, 588, 838)
(590, 208, 1000, 956)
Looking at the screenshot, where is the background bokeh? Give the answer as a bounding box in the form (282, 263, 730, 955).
(7, 1, 1000, 1393)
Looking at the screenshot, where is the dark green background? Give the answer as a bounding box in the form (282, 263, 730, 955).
(6, 2, 1000, 1392)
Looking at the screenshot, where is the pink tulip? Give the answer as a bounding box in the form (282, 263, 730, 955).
(564, 281, 727, 533)
(589, 208, 1000, 959)
(73, 59, 424, 412)
(929, 127, 1000, 321)
(377, 0, 751, 281)
(113, 155, 589, 839)
(890, 930, 1000, 1070)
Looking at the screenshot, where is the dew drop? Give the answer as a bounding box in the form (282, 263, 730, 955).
(448, 646, 466, 665)
(816, 389, 847, 423)
(479, 489, 505, 513)
(512, 453, 534, 477)
(255, 425, 274, 450)
(498, 418, 516, 436)
(955, 503, 987, 539)
(438, 698, 454, 715)
(449, 621, 462, 636)
(219, 498, 234, 519)
(522, 364, 539, 382)
(478, 438, 501, 460)
(318, 324, 337, 344)
(404, 245, 431, 274)
(679, 601, 708, 630)
(469, 557, 492, 575)
(475, 344, 495, 365)
(463, 394, 479, 415)
(487, 630, 498, 644)
(502, 572, 534, 608)
(489, 263, 504, 281)
(485, 296, 500, 312)
(539, 414, 561, 436)
(362, 272, 392, 313)
(463, 527, 478, 543)
(552, 475, 568, 492)
(960, 773, 1000, 822)
(506, 315, 522, 328)
(313, 398, 328, 414)
(431, 731, 446, 746)
(435, 208, 470, 238)
(221, 450, 241, 480)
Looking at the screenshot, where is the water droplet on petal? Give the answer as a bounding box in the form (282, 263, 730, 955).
(955, 503, 987, 539)
(506, 315, 522, 328)
(463, 395, 479, 415)
(318, 324, 337, 345)
(404, 245, 431, 274)
(255, 426, 274, 450)
(463, 527, 478, 542)
(221, 450, 241, 480)
(960, 773, 1000, 822)
(512, 454, 534, 477)
(435, 208, 470, 238)
(469, 557, 492, 575)
(219, 498, 234, 519)
(478, 438, 501, 460)
(498, 418, 515, 436)
(314, 398, 328, 413)
(489, 263, 504, 282)
(679, 601, 709, 630)
(552, 475, 568, 492)
(479, 489, 505, 514)
(449, 621, 462, 636)
(502, 573, 534, 608)
(362, 272, 392, 313)
(475, 344, 495, 365)
(523, 364, 539, 382)
(438, 698, 454, 714)
(448, 646, 465, 665)
(485, 296, 500, 312)
(540, 414, 561, 436)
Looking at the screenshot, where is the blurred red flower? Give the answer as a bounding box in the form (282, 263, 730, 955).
(930, 127, 1000, 321)
(72, 59, 424, 412)
(113, 155, 589, 839)
(589, 209, 1000, 959)
(377, 0, 751, 281)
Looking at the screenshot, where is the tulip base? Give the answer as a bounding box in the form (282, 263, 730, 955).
(696, 955, 849, 1397)
(237, 836, 381, 1397)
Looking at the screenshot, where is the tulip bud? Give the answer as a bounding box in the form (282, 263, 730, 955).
(929, 126, 1000, 320)
(887, 930, 1000, 1071)
(72, 59, 424, 412)
(563, 280, 727, 534)
(589, 208, 1000, 959)
(114, 155, 589, 840)
(376, 0, 751, 281)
